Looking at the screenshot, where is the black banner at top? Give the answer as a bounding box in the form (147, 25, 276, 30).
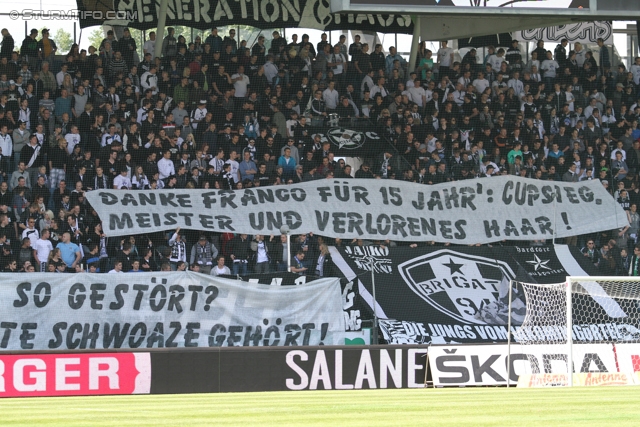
(76, 0, 413, 33)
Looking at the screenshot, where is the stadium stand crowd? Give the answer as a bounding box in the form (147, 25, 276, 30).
(0, 26, 638, 276)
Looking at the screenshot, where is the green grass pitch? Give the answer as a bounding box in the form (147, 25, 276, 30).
(1, 387, 640, 426)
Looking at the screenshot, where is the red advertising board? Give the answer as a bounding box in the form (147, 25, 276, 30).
(0, 353, 151, 397)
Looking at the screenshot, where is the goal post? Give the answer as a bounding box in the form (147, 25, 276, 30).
(508, 277, 640, 387)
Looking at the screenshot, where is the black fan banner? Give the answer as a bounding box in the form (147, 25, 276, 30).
(330, 244, 640, 344)
(75, 0, 413, 33)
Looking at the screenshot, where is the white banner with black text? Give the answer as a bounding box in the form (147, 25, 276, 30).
(0, 272, 345, 351)
(85, 176, 627, 244)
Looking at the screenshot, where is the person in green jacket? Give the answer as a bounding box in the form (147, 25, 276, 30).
(173, 76, 190, 106)
(507, 141, 523, 165)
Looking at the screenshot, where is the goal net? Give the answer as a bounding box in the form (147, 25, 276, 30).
(509, 277, 640, 387)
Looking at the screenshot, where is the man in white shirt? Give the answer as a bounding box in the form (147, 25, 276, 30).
(574, 42, 587, 68)
(590, 89, 606, 112)
(611, 139, 628, 161)
(143, 31, 156, 59)
(488, 48, 506, 73)
(21, 217, 39, 248)
(113, 169, 132, 189)
(541, 51, 559, 87)
(584, 97, 599, 119)
(406, 72, 417, 89)
(437, 41, 454, 79)
(507, 71, 524, 95)
(108, 260, 124, 273)
(409, 80, 426, 107)
(360, 69, 375, 100)
(451, 82, 466, 107)
(369, 77, 389, 100)
(157, 150, 176, 180)
(263, 55, 278, 84)
(32, 124, 45, 147)
(425, 133, 438, 153)
(209, 148, 225, 176)
(630, 57, 640, 86)
(0, 125, 12, 168)
(472, 71, 490, 95)
(323, 81, 340, 112)
(33, 228, 53, 272)
(530, 65, 542, 84)
(398, 82, 411, 103)
(211, 256, 231, 276)
(328, 45, 347, 88)
(56, 64, 69, 87)
(224, 150, 241, 184)
(457, 70, 471, 89)
(190, 102, 208, 129)
(231, 65, 250, 98)
(64, 125, 81, 154)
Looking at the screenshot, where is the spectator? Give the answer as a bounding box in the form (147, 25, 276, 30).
(37, 29, 57, 64)
(190, 235, 218, 274)
(21, 217, 39, 247)
(33, 228, 53, 272)
(238, 150, 257, 182)
(108, 260, 124, 274)
(211, 255, 231, 276)
(56, 231, 82, 271)
(228, 233, 250, 275)
(581, 239, 601, 267)
(168, 227, 187, 270)
(115, 242, 134, 272)
(290, 250, 307, 275)
(314, 243, 335, 277)
(250, 234, 274, 274)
